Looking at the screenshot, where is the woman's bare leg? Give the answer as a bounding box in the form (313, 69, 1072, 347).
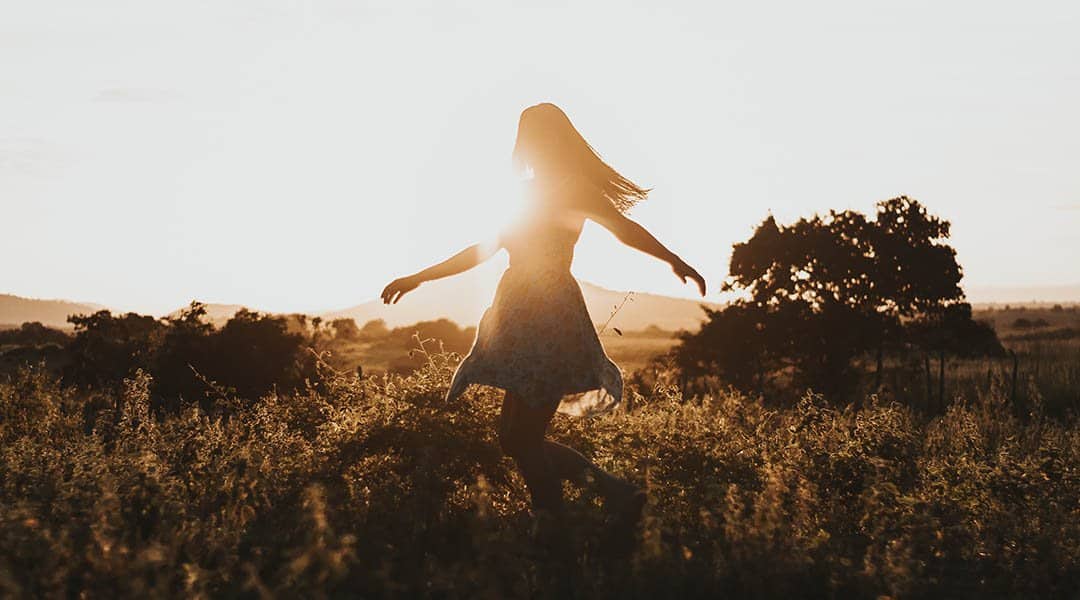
(543, 439, 638, 499)
(499, 391, 638, 511)
(499, 392, 562, 511)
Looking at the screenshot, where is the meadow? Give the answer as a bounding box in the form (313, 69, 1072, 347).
(306, 318, 677, 376)
(2, 320, 1078, 598)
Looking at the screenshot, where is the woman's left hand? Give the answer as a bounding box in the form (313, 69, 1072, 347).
(673, 260, 707, 296)
(381, 275, 421, 304)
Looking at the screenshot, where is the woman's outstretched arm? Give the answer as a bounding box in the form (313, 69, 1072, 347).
(381, 242, 500, 304)
(574, 186, 707, 296)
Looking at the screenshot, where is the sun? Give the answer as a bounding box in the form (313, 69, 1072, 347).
(468, 173, 534, 256)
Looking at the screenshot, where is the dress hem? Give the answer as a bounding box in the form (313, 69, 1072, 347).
(445, 356, 623, 417)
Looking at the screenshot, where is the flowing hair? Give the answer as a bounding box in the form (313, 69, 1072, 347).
(511, 103, 649, 212)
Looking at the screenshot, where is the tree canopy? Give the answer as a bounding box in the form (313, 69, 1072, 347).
(676, 197, 1002, 401)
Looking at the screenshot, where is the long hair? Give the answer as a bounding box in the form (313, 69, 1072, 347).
(511, 103, 649, 212)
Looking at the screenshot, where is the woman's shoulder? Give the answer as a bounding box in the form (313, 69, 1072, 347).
(557, 174, 616, 217)
(536, 172, 585, 201)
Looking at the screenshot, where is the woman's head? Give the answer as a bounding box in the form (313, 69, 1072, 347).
(511, 103, 648, 212)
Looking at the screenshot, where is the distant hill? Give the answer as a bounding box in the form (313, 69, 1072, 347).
(70, 275, 717, 333)
(322, 271, 720, 332)
(8, 280, 1072, 334)
(578, 281, 720, 332)
(0, 294, 105, 329)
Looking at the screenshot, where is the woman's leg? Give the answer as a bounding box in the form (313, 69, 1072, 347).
(543, 439, 638, 500)
(499, 391, 638, 511)
(499, 392, 563, 511)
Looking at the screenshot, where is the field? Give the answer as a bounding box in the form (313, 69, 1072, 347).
(307, 321, 679, 377)
(2, 322, 1079, 598)
(593, 327, 682, 373)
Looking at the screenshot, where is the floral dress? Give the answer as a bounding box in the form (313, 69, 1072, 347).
(444, 187, 623, 417)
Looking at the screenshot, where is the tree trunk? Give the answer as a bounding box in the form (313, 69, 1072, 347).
(938, 349, 946, 412)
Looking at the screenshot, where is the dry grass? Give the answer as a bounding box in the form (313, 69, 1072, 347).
(1, 347, 1078, 598)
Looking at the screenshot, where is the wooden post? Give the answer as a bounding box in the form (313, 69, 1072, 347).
(924, 354, 933, 413)
(938, 349, 946, 413)
(1009, 350, 1019, 407)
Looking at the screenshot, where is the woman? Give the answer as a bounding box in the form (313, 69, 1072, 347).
(381, 103, 706, 516)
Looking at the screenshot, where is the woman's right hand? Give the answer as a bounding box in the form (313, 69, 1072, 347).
(672, 259, 707, 297)
(381, 275, 421, 304)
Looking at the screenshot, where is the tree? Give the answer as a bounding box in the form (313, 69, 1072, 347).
(719, 208, 883, 396)
(865, 197, 964, 386)
(0, 322, 70, 348)
(153, 302, 214, 410)
(65, 310, 165, 389)
(676, 197, 1002, 403)
(674, 303, 778, 393)
(358, 319, 390, 340)
(205, 309, 312, 402)
(330, 318, 362, 341)
(63, 303, 320, 411)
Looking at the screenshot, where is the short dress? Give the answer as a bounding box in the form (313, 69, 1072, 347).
(444, 190, 623, 417)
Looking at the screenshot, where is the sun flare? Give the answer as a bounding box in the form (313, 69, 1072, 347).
(473, 176, 535, 256)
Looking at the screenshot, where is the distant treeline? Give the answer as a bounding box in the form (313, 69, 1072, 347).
(3, 198, 1074, 416)
(0, 321, 71, 346)
(0, 304, 476, 413)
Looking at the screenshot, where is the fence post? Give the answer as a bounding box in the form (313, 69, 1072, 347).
(924, 354, 933, 413)
(1009, 350, 1019, 407)
(938, 349, 946, 413)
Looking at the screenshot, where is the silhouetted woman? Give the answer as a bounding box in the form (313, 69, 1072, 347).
(382, 103, 706, 518)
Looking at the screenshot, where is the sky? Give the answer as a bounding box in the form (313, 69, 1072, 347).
(1, 0, 1078, 315)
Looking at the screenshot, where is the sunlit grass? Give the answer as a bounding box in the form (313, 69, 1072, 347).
(2, 346, 1078, 598)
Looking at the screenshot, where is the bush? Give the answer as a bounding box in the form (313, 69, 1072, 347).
(60, 305, 315, 412)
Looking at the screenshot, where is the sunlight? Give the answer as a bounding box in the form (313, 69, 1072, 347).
(473, 175, 534, 257)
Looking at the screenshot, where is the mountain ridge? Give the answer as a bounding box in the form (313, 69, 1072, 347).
(1, 276, 719, 332)
(320, 277, 719, 332)
(0, 294, 106, 329)
(4, 281, 1078, 332)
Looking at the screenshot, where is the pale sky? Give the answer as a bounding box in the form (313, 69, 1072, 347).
(2, 0, 1078, 315)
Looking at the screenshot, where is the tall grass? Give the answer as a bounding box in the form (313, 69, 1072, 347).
(1, 350, 1078, 598)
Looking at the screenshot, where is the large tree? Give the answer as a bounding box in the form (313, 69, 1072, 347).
(676, 197, 1000, 401)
